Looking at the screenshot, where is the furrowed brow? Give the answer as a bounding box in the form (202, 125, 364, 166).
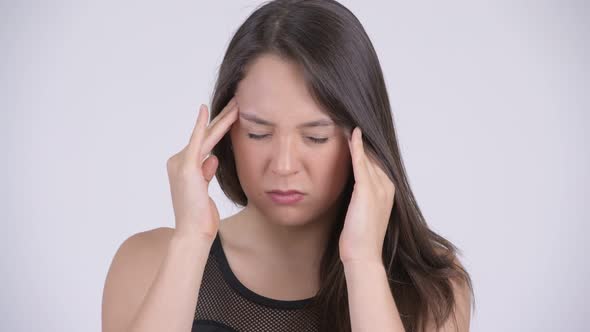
(239, 112, 334, 128)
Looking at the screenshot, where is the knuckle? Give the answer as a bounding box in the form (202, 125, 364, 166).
(388, 181, 396, 195)
(377, 187, 388, 199)
(166, 152, 189, 175)
(382, 184, 393, 199)
(387, 186, 396, 202)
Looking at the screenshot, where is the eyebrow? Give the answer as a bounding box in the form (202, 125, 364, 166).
(239, 112, 335, 128)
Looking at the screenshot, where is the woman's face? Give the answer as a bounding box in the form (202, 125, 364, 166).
(229, 53, 352, 226)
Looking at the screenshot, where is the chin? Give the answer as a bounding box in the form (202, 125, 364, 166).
(258, 202, 317, 227)
(266, 209, 311, 226)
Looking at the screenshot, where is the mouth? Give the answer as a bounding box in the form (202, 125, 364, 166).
(266, 190, 305, 204)
(267, 190, 304, 195)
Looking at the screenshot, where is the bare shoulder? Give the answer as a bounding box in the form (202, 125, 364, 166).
(101, 227, 175, 332)
(425, 247, 473, 332)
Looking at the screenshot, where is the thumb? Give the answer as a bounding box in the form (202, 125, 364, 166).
(202, 155, 219, 183)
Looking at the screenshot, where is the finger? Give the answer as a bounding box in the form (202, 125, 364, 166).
(187, 104, 209, 161)
(363, 141, 395, 197)
(208, 97, 237, 129)
(358, 129, 380, 187)
(364, 147, 381, 186)
(349, 127, 370, 185)
(201, 100, 239, 157)
(371, 157, 392, 187)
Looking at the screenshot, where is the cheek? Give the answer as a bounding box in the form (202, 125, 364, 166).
(312, 145, 351, 183)
(232, 140, 257, 172)
(230, 136, 265, 192)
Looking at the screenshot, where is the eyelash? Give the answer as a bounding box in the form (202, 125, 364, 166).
(247, 133, 328, 144)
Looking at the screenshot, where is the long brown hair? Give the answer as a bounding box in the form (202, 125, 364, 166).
(209, 1, 475, 331)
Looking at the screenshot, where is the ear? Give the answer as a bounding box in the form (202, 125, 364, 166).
(202, 155, 219, 183)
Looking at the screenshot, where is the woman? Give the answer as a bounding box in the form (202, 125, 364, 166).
(102, 1, 475, 331)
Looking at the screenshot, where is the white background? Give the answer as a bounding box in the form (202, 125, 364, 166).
(2, 0, 588, 331)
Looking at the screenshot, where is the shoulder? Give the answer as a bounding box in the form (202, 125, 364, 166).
(433, 246, 472, 301)
(101, 227, 175, 332)
(425, 247, 473, 332)
(107, 227, 175, 269)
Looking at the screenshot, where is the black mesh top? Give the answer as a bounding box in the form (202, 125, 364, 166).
(191, 232, 321, 332)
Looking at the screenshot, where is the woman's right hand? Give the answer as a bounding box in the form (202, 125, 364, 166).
(166, 97, 239, 242)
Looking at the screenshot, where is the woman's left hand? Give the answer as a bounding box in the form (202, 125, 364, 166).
(339, 127, 396, 266)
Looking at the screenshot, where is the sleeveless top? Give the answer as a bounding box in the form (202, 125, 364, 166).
(191, 232, 321, 332)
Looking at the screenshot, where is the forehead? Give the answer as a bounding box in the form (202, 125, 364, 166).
(235, 53, 329, 120)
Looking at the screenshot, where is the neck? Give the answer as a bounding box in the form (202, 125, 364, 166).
(230, 201, 340, 270)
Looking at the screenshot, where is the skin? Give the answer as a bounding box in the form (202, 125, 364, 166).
(102, 52, 471, 332)
(219, 53, 353, 300)
(219, 53, 471, 331)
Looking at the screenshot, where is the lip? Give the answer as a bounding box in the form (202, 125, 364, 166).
(267, 190, 305, 204)
(267, 190, 304, 195)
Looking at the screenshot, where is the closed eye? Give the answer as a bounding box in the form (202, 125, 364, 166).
(247, 133, 328, 144)
(247, 133, 269, 140)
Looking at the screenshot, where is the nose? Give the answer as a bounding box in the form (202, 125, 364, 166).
(270, 135, 299, 176)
